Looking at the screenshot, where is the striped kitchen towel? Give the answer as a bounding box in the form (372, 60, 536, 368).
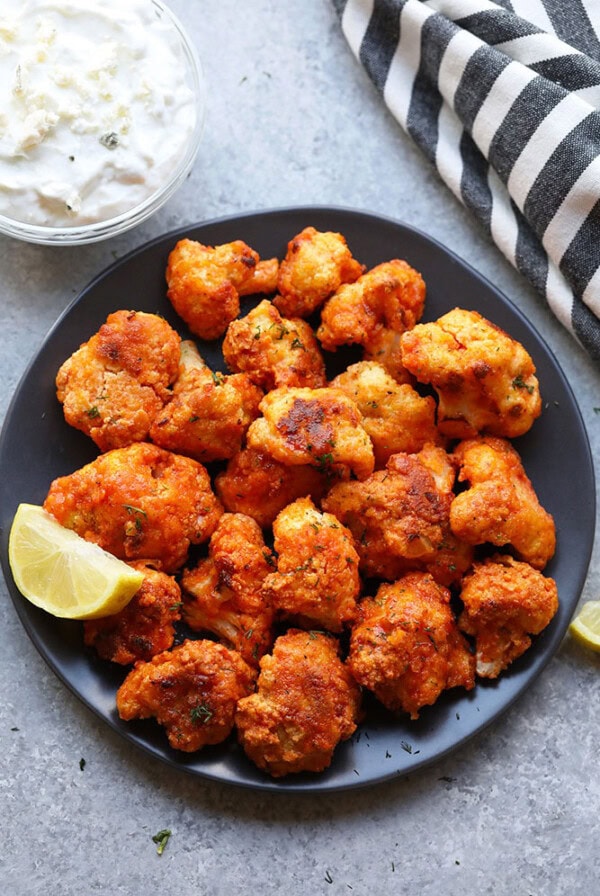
(332, 0, 600, 362)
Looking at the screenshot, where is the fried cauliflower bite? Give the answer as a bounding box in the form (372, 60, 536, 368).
(316, 260, 426, 353)
(400, 307, 542, 439)
(149, 341, 262, 462)
(458, 554, 559, 678)
(166, 238, 264, 340)
(263, 497, 360, 632)
(322, 446, 473, 587)
(450, 436, 556, 570)
(348, 573, 475, 720)
(273, 226, 365, 318)
(214, 446, 329, 529)
(246, 386, 375, 481)
(55, 310, 181, 452)
(116, 638, 256, 752)
(235, 629, 361, 777)
(181, 513, 275, 666)
(330, 361, 443, 467)
(237, 256, 279, 296)
(43, 443, 223, 573)
(361, 327, 415, 384)
(83, 562, 182, 665)
(222, 299, 327, 390)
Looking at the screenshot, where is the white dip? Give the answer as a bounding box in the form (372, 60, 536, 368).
(0, 0, 200, 227)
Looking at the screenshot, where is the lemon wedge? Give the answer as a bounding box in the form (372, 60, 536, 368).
(569, 601, 600, 652)
(8, 503, 144, 620)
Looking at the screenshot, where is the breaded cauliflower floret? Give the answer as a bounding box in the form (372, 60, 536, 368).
(116, 639, 256, 752)
(149, 341, 262, 462)
(222, 299, 327, 390)
(246, 386, 375, 481)
(166, 238, 267, 340)
(43, 443, 223, 573)
(238, 256, 279, 296)
(400, 307, 542, 438)
(273, 226, 364, 318)
(264, 497, 360, 632)
(458, 554, 559, 678)
(181, 513, 275, 666)
(323, 446, 473, 587)
(236, 629, 361, 776)
(348, 573, 475, 719)
(331, 361, 442, 467)
(317, 260, 426, 353)
(83, 562, 182, 665)
(450, 436, 556, 570)
(362, 327, 415, 384)
(214, 447, 329, 529)
(55, 310, 181, 452)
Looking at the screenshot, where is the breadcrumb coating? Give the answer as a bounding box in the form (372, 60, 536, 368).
(331, 360, 443, 467)
(166, 238, 263, 340)
(236, 629, 361, 776)
(214, 446, 329, 529)
(55, 310, 181, 452)
(323, 446, 473, 587)
(458, 554, 559, 678)
(43, 442, 223, 573)
(348, 573, 475, 719)
(181, 513, 275, 666)
(400, 307, 542, 438)
(317, 259, 425, 353)
(222, 299, 327, 390)
(274, 226, 364, 318)
(238, 256, 279, 296)
(361, 327, 415, 384)
(264, 497, 360, 632)
(246, 386, 375, 481)
(116, 638, 255, 752)
(149, 341, 262, 462)
(450, 436, 556, 570)
(83, 562, 182, 665)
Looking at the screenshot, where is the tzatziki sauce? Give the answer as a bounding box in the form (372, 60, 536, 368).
(0, 0, 201, 228)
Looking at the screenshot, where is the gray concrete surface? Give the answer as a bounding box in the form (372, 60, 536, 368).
(1, 2, 599, 894)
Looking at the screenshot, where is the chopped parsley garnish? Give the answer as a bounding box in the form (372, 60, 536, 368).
(123, 504, 147, 534)
(123, 504, 147, 517)
(190, 703, 213, 724)
(315, 452, 334, 470)
(512, 375, 534, 394)
(152, 829, 171, 856)
(100, 132, 119, 150)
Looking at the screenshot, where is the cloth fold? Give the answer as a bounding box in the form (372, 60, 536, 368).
(333, 0, 600, 362)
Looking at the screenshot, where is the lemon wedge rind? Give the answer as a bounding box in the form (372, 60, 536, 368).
(569, 600, 600, 652)
(8, 503, 144, 620)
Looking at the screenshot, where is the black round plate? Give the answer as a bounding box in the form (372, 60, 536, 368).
(0, 206, 595, 792)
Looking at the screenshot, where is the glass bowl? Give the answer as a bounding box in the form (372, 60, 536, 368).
(0, 0, 206, 246)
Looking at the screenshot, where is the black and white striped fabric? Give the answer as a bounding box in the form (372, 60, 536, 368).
(333, 0, 600, 362)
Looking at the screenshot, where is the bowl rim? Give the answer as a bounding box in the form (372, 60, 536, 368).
(0, 0, 206, 246)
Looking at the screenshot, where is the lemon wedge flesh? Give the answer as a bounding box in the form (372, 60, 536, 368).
(8, 503, 144, 620)
(569, 601, 600, 652)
